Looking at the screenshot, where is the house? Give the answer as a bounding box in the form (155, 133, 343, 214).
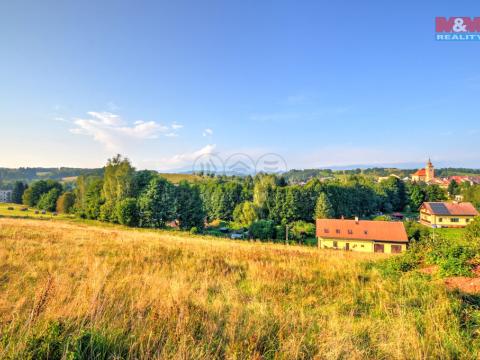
(419, 202, 479, 228)
(0, 190, 13, 203)
(412, 159, 435, 182)
(316, 218, 408, 253)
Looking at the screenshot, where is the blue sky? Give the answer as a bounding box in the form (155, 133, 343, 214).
(1, 0, 479, 171)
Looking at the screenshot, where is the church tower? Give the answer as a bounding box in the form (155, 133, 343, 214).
(425, 159, 434, 182)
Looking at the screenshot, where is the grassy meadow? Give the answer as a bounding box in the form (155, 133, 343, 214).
(1, 218, 480, 359)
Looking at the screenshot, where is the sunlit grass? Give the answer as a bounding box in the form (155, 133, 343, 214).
(0, 218, 478, 359)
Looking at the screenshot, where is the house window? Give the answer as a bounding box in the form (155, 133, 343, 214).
(324, 228, 330, 234)
(348, 229, 353, 235)
(336, 229, 340, 234)
(438, 218, 443, 223)
(451, 218, 460, 223)
(333, 241, 338, 248)
(364, 230, 368, 235)
(466, 219, 470, 223)
(391, 245, 402, 254)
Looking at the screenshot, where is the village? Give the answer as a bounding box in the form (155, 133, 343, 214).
(1, 159, 479, 255)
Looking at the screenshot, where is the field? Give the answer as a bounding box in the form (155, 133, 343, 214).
(1, 218, 480, 359)
(0, 203, 74, 220)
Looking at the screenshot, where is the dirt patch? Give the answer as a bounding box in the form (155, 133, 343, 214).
(444, 277, 480, 294)
(418, 265, 438, 275)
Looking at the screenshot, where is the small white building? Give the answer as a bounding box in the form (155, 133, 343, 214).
(0, 190, 13, 203)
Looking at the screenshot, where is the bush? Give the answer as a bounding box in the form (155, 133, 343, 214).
(465, 216, 480, 245)
(249, 220, 275, 241)
(375, 250, 422, 277)
(426, 240, 476, 277)
(190, 226, 199, 234)
(289, 221, 315, 244)
(404, 220, 431, 242)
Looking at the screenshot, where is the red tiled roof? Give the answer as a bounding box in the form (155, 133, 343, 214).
(413, 169, 426, 176)
(316, 219, 408, 243)
(421, 202, 479, 216)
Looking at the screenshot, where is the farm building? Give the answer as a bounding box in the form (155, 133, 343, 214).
(316, 218, 408, 253)
(420, 201, 478, 228)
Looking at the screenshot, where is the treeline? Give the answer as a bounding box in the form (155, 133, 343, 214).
(0, 167, 103, 185)
(283, 167, 480, 184)
(15, 155, 480, 242)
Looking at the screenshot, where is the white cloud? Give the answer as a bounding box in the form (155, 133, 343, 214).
(70, 111, 180, 151)
(139, 144, 217, 171)
(172, 122, 184, 130)
(202, 128, 213, 137)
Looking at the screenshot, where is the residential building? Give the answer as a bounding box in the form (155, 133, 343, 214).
(316, 218, 408, 253)
(0, 190, 13, 203)
(420, 201, 479, 228)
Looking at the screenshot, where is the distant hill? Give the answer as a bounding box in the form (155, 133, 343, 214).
(0, 167, 104, 186)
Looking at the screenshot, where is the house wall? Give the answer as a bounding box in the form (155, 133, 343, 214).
(420, 211, 474, 228)
(0, 190, 12, 203)
(318, 237, 407, 253)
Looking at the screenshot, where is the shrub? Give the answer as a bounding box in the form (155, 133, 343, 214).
(289, 221, 315, 244)
(376, 250, 422, 277)
(404, 220, 431, 242)
(249, 220, 275, 241)
(465, 216, 480, 246)
(426, 239, 476, 277)
(190, 226, 199, 234)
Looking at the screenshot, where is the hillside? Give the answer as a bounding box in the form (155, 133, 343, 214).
(1, 218, 479, 359)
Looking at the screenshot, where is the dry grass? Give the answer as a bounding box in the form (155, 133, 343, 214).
(0, 218, 478, 359)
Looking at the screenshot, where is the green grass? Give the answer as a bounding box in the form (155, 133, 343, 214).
(431, 227, 466, 241)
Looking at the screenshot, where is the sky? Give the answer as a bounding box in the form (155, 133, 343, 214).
(1, 0, 479, 172)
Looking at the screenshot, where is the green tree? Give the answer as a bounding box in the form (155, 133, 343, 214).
(138, 177, 176, 228)
(83, 179, 104, 219)
(37, 188, 61, 212)
(314, 192, 334, 219)
(12, 181, 27, 204)
(100, 155, 135, 222)
(447, 180, 460, 198)
(175, 181, 206, 230)
(23, 180, 62, 207)
(56, 192, 76, 214)
(116, 198, 139, 227)
(233, 201, 259, 227)
(407, 182, 425, 211)
(425, 184, 447, 202)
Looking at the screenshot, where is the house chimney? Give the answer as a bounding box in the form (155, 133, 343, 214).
(355, 216, 359, 224)
(341, 215, 345, 220)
